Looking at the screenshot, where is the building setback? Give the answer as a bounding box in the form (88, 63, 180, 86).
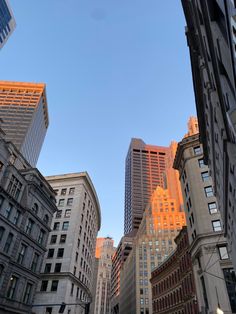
(0, 81, 49, 167)
(119, 186, 186, 314)
(33, 173, 101, 314)
(0, 0, 16, 49)
(151, 227, 197, 314)
(0, 134, 57, 314)
(182, 0, 236, 272)
(174, 122, 236, 313)
(93, 237, 115, 314)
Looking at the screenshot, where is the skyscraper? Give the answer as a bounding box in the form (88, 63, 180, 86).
(124, 138, 182, 234)
(0, 0, 16, 49)
(0, 81, 49, 166)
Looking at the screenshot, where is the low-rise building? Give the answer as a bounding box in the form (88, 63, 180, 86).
(151, 227, 197, 314)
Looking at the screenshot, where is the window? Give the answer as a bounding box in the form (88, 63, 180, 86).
(62, 221, 69, 230)
(205, 186, 214, 197)
(40, 280, 48, 291)
(54, 189, 59, 195)
(47, 249, 54, 258)
(31, 253, 39, 272)
(7, 276, 18, 299)
(56, 210, 62, 218)
(23, 283, 32, 304)
(4, 203, 13, 219)
(17, 244, 27, 264)
(198, 158, 205, 168)
(58, 199, 65, 206)
(71, 283, 74, 295)
(13, 210, 20, 225)
(67, 198, 73, 206)
(32, 203, 38, 214)
(50, 235, 57, 244)
(218, 246, 229, 260)
(194, 146, 202, 155)
(53, 222, 60, 230)
(44, 263, 52, 273)
(7, 175, 22, 200)
(65, 209, 71, 218)
(0, 161, 3, 172)
(51, 280, 58, 291)
(75, 252, 78, 262)
(25, 218, 34, 235)
(60, 234, 66, 244)
(54, 263, 62, 273)
(43, 214, 49, 224)
(212, 220, 222, 232)
(61, 189, 67, 195)
(57, 248, 64, 258)
(4, 233, 13, 253)
(38, 229, 45, 245)
(46, 307, 52, 314)
(208, 202, 217, 214)
(0, 226, 5, 242)
(69, 188, 75, 195)
(0, 195, 4, 208)
(201, 171, 210, 182)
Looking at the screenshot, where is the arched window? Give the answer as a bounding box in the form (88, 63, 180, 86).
(32, 203, 38, 214)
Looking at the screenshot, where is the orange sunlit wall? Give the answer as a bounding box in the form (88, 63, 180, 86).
(95, 238, 105, 258)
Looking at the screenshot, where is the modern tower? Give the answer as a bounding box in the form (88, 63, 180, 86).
(33, 173, 101, 314)
(0, 0, 16, 49)
(0, 81, 49, 167)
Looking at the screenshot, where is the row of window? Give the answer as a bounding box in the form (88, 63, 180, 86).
(54, 187, 75, 196)
(58, 198, 73, 207)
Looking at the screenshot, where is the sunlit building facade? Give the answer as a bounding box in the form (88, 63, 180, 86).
(0, 81, 49, 166)
(120, 186, 186, 314)
(33, 173, 101, 314)
(0, 0, 16, 49)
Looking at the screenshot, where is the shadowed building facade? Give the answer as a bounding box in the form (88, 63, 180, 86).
(0, 0, 16, 49)
(0, 81, 49, 167)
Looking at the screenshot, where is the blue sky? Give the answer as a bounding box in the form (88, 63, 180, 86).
(1, 0, 196, 246)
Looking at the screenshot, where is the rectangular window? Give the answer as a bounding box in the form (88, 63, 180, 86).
(57, 248, 64, 258)
(23, 283, 32, 304)
(61, 189, 67, 195)
(38, 229, 45, 245)
(25, 218, 34, 235)
(51, 280, 58, 291)
(56, 210, 62, 218)
(67, 198, 73, 206)
(4, 233, 13, 253)
(50, 235, 57, 244)
(0, 161, 4, 172)
(13, 210, 21, 225)
(4, 203, 13, 219)
(31, 253, 39, 272)
(53, 222, 60, 230)
(201, 171, 210, 182)
(62, 221, 69, 230)
(208, 202, 218, 214)
(218, 246, 229, 260)
(205, 186, 214, 197)
(198, 158, 205, 168)
(17, 244, 27, 264)
(64, 209, 71, 218)
(54, 263, 62, 273)
(60, 234, 67, 243)
(212, 220, 222, 232)
(47, 249, 54, 258)
(7, 175, 22, 200)
(0, 195, 4, 208)
(194, 146, 202, 155)
(40, 280, 48, 291)
(69, 188, 75, 195)
(58, 199, 65, 207)
(44, 263, 52, 273)
(71, 283, 74, 295)
(7, 276, 18, 299)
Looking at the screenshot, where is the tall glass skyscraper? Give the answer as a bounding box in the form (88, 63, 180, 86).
(0, 0, 16, 49)
(0, 81, 49, 167)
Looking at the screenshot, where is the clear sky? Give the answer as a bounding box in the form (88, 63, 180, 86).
(1, 0, 196, 246)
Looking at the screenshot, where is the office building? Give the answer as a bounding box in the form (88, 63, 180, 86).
(174, 121, 236, 313)
(33, 173, 101, 314)
(0, 0, 16, 49)
(124, 138, 182, 234)
(110, 232, 134, 314)
(119, 186, 186, 314)
(93, 237, 115, 314)
(0, 81, 49, 167)
(151, 227, 198, 314)
(182, 0, 236, 271)
(0, 134, 57, 314)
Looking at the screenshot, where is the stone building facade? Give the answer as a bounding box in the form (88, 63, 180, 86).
(0, 135, 57, 314)
(33, 173, 101, 314)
